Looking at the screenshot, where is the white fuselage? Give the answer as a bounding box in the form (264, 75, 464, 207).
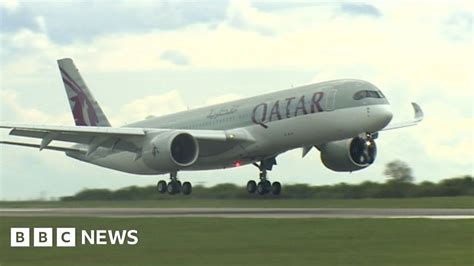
(68, 79, 393, 175)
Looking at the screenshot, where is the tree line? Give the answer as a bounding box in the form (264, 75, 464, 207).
(61, 161, 473, 200)
(61, 175, 473, 201)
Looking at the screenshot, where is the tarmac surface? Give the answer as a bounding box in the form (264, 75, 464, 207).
(1, 208, 473, 219)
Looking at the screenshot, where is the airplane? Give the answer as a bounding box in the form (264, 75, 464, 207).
(0, 58, 423, 195)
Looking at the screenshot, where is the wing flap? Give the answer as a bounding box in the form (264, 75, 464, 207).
(1, 123, 145, 153)
(10, 129, 92, 143)
(1, 123, 255, 156)
(0, 123, 146, 136)
(0, 141, 84, 153)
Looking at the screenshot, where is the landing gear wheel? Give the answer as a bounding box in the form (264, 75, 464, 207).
(271, 182, 281, 195)
(167, 182, 179, 195)
(263, 180, 271, 194)
(182, 182, 192, 195)
(263, 180, 271, 189)
(157, 180, 167, 193)
(257, 182, 265, 195)
(175, 181, 182, 193)
(247, 180, 257, 193)
(251, 158, 282, 195)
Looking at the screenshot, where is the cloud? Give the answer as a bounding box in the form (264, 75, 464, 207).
(9, 2, 466, 73)
(204, 94, 242, 106)
(0, 5, 38, 32)
(34, 16, 47, 33)
(2, 2, 471, 106)
(0, 0, 19, 13)
(160, 50, 190, 66)
(339, 3, 382, 17)
(1, 90, 71, 125)
(253, 2, 323, 12)
(442, 11, 472, 41)
(0, 1, 228, 44)
(115, 90, 186, 125)
(226, 0, 276, 36)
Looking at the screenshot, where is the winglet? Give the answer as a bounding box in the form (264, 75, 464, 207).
(382, 102, 424, 131)
(412, 102, 424, 122)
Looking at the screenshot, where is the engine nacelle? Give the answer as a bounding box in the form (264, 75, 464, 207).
(320, 137, 377, 172)
(142, 132, 199, 171)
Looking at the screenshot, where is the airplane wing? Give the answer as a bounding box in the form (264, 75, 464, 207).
(0, 123, 254, 155)
(0, 123, 145, 154)
(0, 141, 84, 152)
(382, 102, 424, 131)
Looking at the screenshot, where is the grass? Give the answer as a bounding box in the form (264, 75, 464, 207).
(0, 217, 473, 266)
(1, 196, 473, 209)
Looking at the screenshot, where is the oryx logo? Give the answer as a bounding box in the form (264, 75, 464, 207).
(152, 145, 159, 157)
(60, 67, 99, 126)
(10, 227, 138, 247)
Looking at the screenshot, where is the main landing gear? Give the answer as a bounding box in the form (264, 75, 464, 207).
(157, 172, 192, 195)
(247, 158, 281, 195)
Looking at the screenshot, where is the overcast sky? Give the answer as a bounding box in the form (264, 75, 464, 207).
(0, 0, 472, 200)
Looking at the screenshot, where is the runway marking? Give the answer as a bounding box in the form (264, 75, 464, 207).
(388, 216, 474, 219)
(1, 208, 473, 219)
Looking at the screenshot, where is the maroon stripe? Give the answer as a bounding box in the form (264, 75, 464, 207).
(62, 77, 81, 94)
(59, 67, 99, 126)
(59, 67, 84, 94)
(60, 75, 81, 94)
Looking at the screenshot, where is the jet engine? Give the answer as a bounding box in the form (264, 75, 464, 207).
(319, 137, 377, 172)
(142, 132, 199, 171)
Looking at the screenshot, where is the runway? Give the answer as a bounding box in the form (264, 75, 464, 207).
(1, 208, 473, 219)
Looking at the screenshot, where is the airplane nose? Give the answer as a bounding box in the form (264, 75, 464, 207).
(378, 104, 393, 128)
(368, 104, 393, 131)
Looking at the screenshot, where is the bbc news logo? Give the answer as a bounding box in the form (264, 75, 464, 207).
(11, 227, 138, 247)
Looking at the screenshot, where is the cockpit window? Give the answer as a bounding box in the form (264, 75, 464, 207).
(353, 90, 385, 100)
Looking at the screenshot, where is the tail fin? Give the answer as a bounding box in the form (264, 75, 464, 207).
(57, 58, 111, 127)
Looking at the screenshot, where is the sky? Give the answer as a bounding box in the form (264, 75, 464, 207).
(0, 0, 472, 200)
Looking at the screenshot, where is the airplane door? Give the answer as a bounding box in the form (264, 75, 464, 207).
(325, 89, 337, 111)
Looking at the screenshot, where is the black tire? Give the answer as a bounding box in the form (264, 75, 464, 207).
(257, 182, 266, 195)
(271, 181, 281, 195)
(157, 180, 167, 193)
(182, 182, 192, 195)
(246, 180, 257, 193)
(176, 181, 182, 193)
(263, 180, 271, 193)
(167, 182, 177, 194)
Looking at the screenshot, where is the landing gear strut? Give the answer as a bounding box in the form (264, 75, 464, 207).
(156, 172, 192, 195)
(246, 158, 281, 195)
